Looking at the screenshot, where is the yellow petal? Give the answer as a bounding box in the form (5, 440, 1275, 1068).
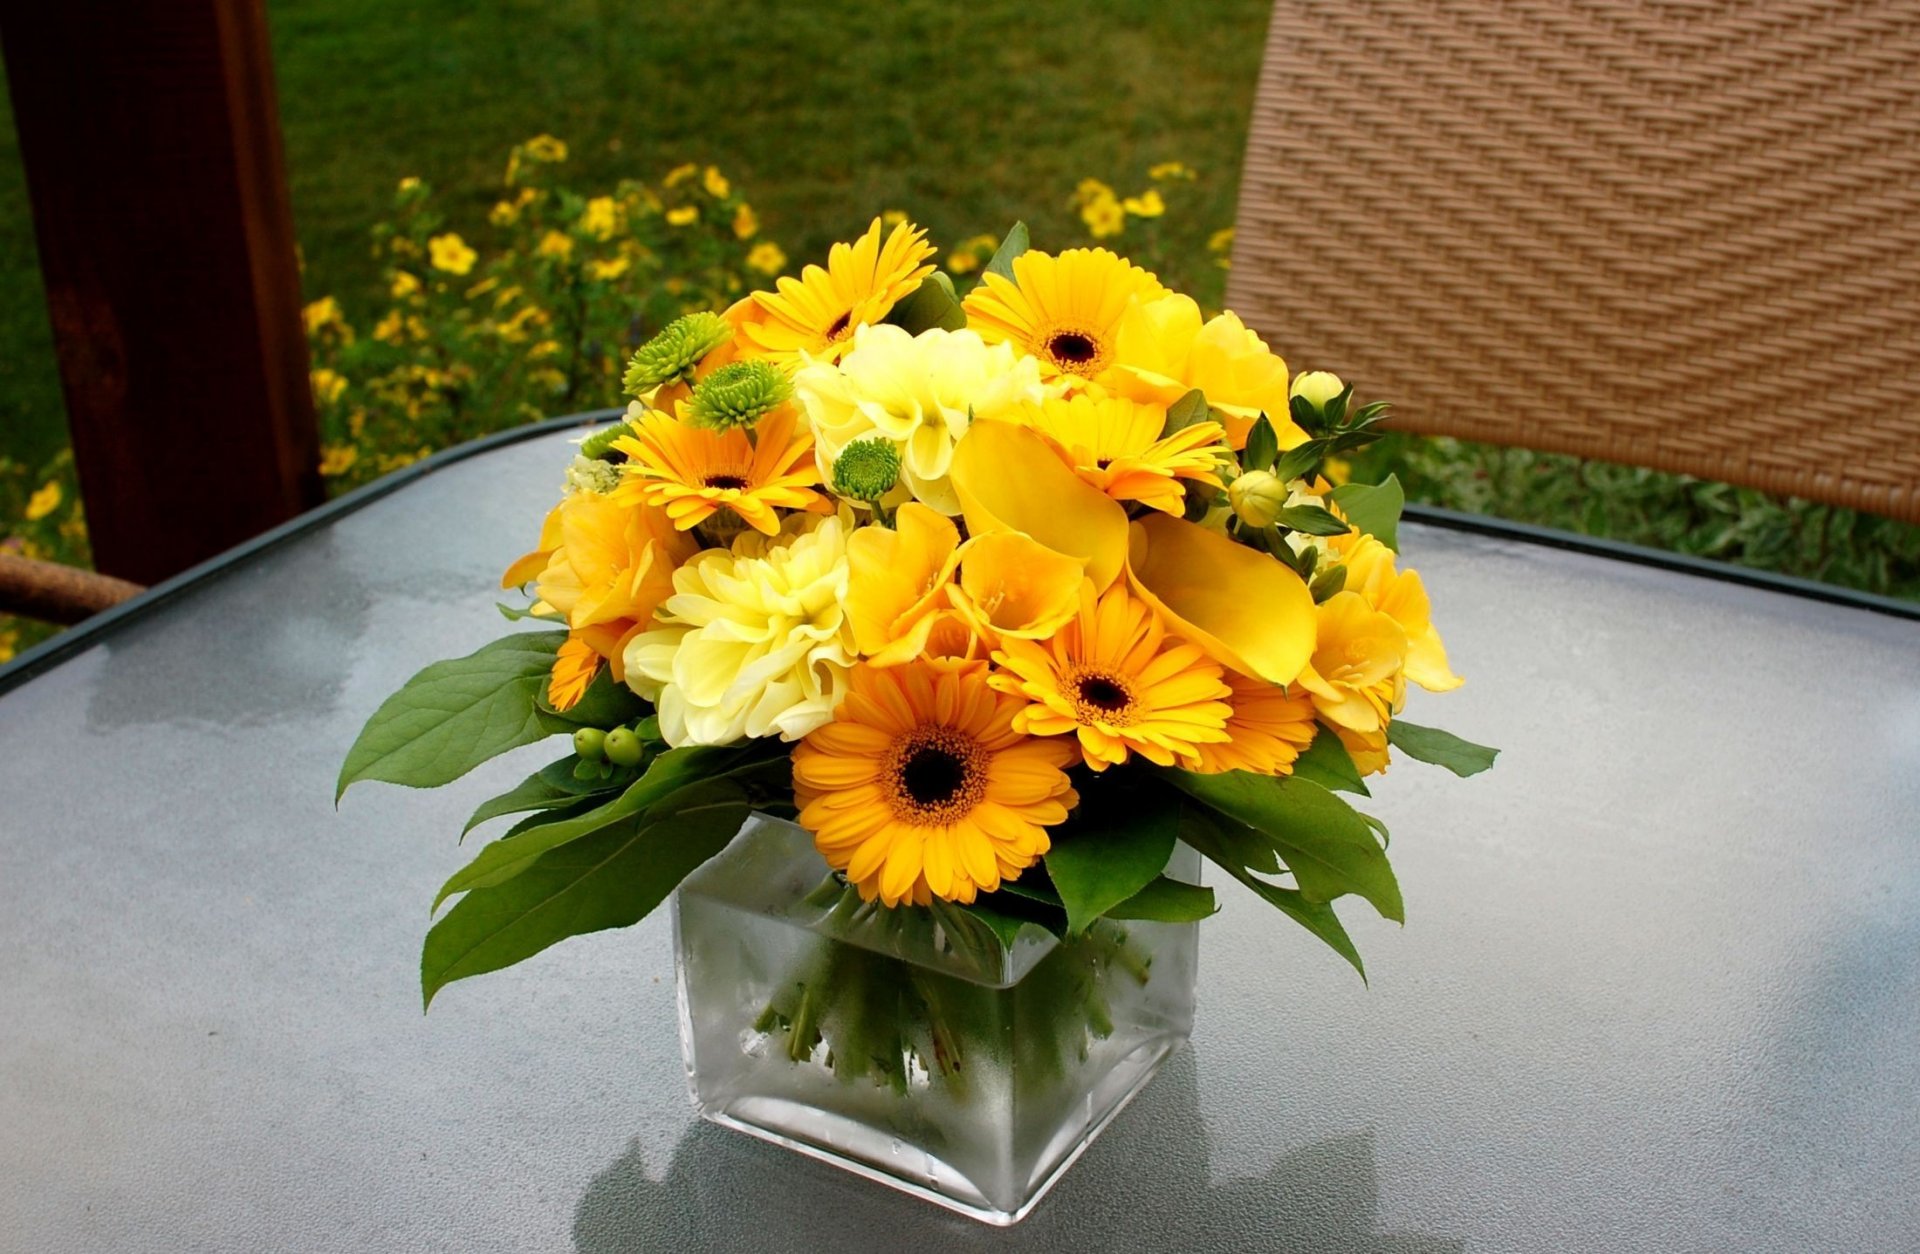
(950, 531, 1087, 640)
(949, 420, 1129, 590)
(1126, 512, 1315, 685)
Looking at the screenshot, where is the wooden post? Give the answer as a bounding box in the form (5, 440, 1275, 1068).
(1, 0, 321, 585)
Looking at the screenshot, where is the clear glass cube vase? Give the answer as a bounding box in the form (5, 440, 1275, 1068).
(673, 814, 1199, 1226)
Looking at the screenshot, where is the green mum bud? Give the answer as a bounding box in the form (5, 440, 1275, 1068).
(623, 311, 732, 398)
(831, 438, 901, 503)
(578, 421, 635, 462)
(686, 360, 793, 430)
(1228, 468, 1287, 529)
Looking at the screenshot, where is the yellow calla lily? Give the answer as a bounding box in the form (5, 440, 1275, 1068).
(1126, 511, 1316, 685)
(948, 419, 1129, 590)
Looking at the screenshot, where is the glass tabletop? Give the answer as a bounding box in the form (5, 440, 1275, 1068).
(3, 421, 1917, 1252)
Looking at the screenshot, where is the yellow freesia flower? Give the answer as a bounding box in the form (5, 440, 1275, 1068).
(1294, 590, 1408, 734)
(1335, 723, 1391, 776)
(738, 218, 935, 365)
(963, 247, 1166, 382)
(428, 233, 477, 276)
(844, 503, 960, 666)
(1332, 533, 1463, 693)
(949, 531, 1087, 642)
(625, 514, 857, 745)
(1107, 293, 1302, 451)
(794, 325, 1046, 515)
(1021, 393, 1227, 515)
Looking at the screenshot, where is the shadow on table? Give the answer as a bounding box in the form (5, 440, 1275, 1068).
(572, 1049, 1460, 1253)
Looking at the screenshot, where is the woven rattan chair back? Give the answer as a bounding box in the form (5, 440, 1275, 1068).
(1226, 0, 1920, 522)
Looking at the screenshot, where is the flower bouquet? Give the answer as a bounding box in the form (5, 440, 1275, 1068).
(339, 217, 1497, 1224)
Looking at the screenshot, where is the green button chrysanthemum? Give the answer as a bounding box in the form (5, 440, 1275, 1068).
(578, 419, 636, 461)
(831, 438, 902, 503)
(622, 311, 732, 398)
(686, 360, 793, 431)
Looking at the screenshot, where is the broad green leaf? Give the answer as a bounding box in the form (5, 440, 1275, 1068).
(1273, 440, 1325, 484)
(1289, 394, 1325, 436)
(1329, 475, 1405, 552)
(421, 780, 749, 1007)
(499, 797, 603, 841)
(1387, 719, 1500, 777)
(884, 271, 967, 333)
(1105, 876, 1218, 923)
(1163, 769, 1402, 922)
(1243, 415, 1280, 472)
(1161, 388, 1210, 436)
(436, 744, 768, 909)
(1178, 802, 1363, 978)
(1274, 504, 1352, 537)
(1044, 779, 1178, 934)
(337, 631, 566, 800)
(462, 757, 637, 836)
(1322, 384, 1353, 428)
(1289, 726, 1370, 796)
(535, 666, 650, 730)
(983, 221, 1029, 284)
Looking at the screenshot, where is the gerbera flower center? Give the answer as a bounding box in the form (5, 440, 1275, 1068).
(703, 474, 750, 490)
(885, 725, 989, 824)
(1064, 665, 1142, 726)
(1042, 326, 1109, 376)
(825, 311, 854, 342)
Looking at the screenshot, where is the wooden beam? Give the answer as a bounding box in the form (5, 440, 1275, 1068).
(0, 554, 145, 626)
(1, 0, 321, 585)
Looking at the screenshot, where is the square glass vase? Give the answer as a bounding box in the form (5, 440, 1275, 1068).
(673, 814, 1199, 1226)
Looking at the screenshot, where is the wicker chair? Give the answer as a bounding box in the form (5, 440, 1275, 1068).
(1225, 0, 1920, 523)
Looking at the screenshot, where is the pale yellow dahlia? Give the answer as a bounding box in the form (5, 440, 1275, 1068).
(793, 324, 1047, 515)
(623, 514, 857, 745)
(990, 582, 1232, 771)
(793, 661, 1079, 906)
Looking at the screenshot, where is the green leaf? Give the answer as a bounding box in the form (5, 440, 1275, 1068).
(337, 631, 566, 800)
(1274, 504, 1352, 537)
(1290, 726, 1370, 796)
(1308, 562, 1347, 604)
(496, 601, 562, 622)
(421, 779, 750, 1007)
(462, 757, 636, 836)
(1289, 394, 1325, 436)
(535, 666, 650, 729)
(1162, 769, 1402, 922)
(1273, 440, 1325, 484)
(1160, 387, 1211, 436)
(1177, 801, 1363, 977)
(1105, 875, 1218, 922)
(436, 743, 770, 909)
(983, 221, 1029, 284)
(884, 271, 967, 333)
(1044, 779, 1178, 933)
(1242, 415, 1279, 472)
(1387, 720, 1500, 777)
(1329, 475, 1405, 552)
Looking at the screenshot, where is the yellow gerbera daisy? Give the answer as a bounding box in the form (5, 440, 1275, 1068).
(736, 218, 936, 365)
(793, 662, 1080, 907)
(1022, 393, 1228, 515)
(546, 636, 602, 712)
(1187, 671, 1319, 775)
(962, 247, 1168, 382)
(990, 582, 1232, 771)
(611, 408, 827, 535)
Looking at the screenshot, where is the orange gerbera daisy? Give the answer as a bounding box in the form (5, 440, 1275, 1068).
(962, 247, 1167, 383)
(1022, 393, 1227, 515)
(989, 582, 1232, 771)
(611, 408, 827, 535)
(546, 636, 602, 712)
(793, 662, 1079, 907)
(1186, 671, 1319, 775)
(735, 218, 936, 365)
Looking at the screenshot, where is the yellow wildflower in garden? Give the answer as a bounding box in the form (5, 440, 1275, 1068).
(745, 241, 787, 275)
(535, 231, 574, 260)
(664, 163, 699, 187)
(625, 513, 857, 745)
(390, 271, 421, 300)
(580, 196, 620, 241)
(318, 445, 359, 478)
(1121, 189, 1165, 217)
(732, 203, 759, 239)
(990, 582, 1233, 771)
(310, 368, 348, 405)
(586, 257, 630, 281)
(523, 134, 568, 163)
(703, 166, 731, 198)
(736, 218, 935, 366)
(665, 206, 699, 227)
(963, 247, 1167, 383)
(1149, 162, 1196, 181)
(428, 233, 477, 276)
(25, 481, 61, 521)
(793, 661, 1078, 907)
(302, 296, 346, 337)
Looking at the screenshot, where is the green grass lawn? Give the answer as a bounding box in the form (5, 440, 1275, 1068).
(3, 0, 1917, 603)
